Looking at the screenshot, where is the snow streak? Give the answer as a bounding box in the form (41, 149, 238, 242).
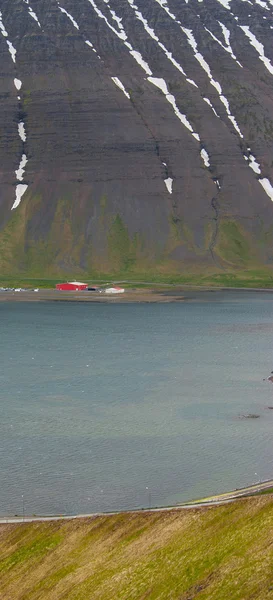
(147, 76, 200, 140)
(182, 27, 244, 138)
(22, 0, 41, 27)
(126, 0, 199, 87)
(57, 1, 79, 29)
(151, 0, 273, 200)
(0, 10, 28, 208)
(205, 21, 243, 67)
(164, 177, 173, 194)
(240, 25, 273, 75)
(2, 0, 273, 205)
(15, 154, 28, 181)
(112, 77, 130, 98)
(87, 0, 212, 174)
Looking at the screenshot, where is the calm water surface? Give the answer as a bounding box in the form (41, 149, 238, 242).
(1, 291, 273, 515)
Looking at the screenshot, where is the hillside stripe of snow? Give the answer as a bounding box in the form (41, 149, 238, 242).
(147, 77, 200, 141)
(125, 0, 221, 152)
(255, 0, 270, 9)
(129, 51, 152, 74)
(18, 122, 26, 143)
(0, 13, 17, 61)
(182, 27, 244, 138)
(240, 26, 273, 75)
(14, 78, 22, 90)
(22, 0, 41, 27)
(11, 185, 28, 210)
(151, 0, 223, 116)
(154, 0, 177, 20)
(15, 154, 28, 181)
(7, 40, 17, 63)
(249, 154, 261, 174)
(205, 22, 243, 67)
(89, 0, 212, 171)
(78, 0, 273, 214)
(54, 2, 101, 56)
(88, 0, 152, 74)
(216, 0, 231, 9)
(112, 77, 130, 98)
(85, 39, 100, 56)
(0, 11, 8, 36)
(0, 11, 29, 209)
(203, 97, 219, 117)
(243, 152, 273, 201)
(164, 177, 173, 193)
(126, 0, 203, 90)
(88, 0, 128, 42)
(200, 148, 210, 167)
(259, 178, 273, 200)
(57, 2, 79, 29)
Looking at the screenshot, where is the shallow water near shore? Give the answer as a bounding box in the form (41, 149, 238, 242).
(1, 291, 273, 515)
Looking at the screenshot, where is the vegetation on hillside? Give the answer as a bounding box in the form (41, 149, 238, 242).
(1, 268, 273, 289)
(1, 496, 273, 599)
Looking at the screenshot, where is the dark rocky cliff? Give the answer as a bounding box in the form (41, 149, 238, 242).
(1, 0, 273, 276)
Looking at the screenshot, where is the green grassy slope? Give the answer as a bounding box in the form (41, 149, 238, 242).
(1, 193, 273, 285)
(1, 497, 273, 599)
(1, 268, 273, 289)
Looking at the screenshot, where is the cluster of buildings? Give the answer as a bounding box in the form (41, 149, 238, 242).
(55, 282, 125, 294)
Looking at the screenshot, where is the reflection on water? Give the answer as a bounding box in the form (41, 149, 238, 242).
(0, 292, 273, 515)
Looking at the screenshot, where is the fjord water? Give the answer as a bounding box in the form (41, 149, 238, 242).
(1, 292, 273, 516)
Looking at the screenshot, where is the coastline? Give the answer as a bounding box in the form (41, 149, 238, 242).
(1, 478, 273, 524)
(0, 288, 187, 303)
(1, 286, 273, 303)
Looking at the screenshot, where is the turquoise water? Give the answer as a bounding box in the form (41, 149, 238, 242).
(1, 292, 273, 516)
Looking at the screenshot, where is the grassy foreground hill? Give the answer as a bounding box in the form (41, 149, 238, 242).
(1, 497, 273, 599)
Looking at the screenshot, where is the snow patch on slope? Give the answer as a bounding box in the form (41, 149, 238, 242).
(14, 78, 22, 91)
(164, 177, 173, 193)
(259, 178, 273, 200)
(22, 0, 41, 27)
(11, 185, 28, 210)
(7, 40, 17, 63)
(15, 154, 28, 181)
(182, 27, 244, 138)
(249, 154, 261, 174)
(203, 97, 219, 117)
(200, 148, 210, 167)
(0, 11, 29, 208)
(148, 77, 200, 141)
(216, 0, 231, 9)
(18, 122, 26, 143)
(112, 77, 130, 98)
(240, 25, 273, 75)
(87, 0, 211, 177)
(57, 2, 79, 29)
(205, 22, 243, 67)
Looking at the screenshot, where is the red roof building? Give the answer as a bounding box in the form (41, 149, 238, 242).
(56, 281, 88, 291)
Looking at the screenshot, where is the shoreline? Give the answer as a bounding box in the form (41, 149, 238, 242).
(1, 286, 273, 303)
(0, 288, 186, 303)
(1, 479, 272, 524)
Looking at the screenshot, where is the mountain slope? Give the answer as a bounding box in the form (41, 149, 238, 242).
(1, 0, 273, 276)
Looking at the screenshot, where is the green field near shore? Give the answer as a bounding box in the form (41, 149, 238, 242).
(1, 268, 273, 289)
(1, 496, 273, 599)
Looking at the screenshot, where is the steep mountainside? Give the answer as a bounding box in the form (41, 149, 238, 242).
(1, 0, 273, 276)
